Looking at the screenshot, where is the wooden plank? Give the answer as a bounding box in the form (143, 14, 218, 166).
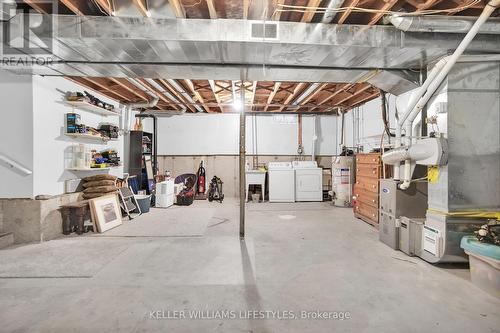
(94, 0, 113, 15)
(206, 0, 218, 18)
(23, 0, 48, 13)
(366, 0, 399, 25)
(250, 81, 257, 111)
(209, 80, 224, 112)
(263, 82, 281, 112)
(184, 79, 212, 113)
(309, 83, 353, 112)
(243, 0, 250, 19)
(157, 79, 197, 112)
(133, 0, 149, 17)
(331, 84, 371, 106)
(301, 0, 323, 23)
(336, 0, 360, 24)
(108, 78, 150, 101)
(272, 0, 285, 21)
(66, 77, 130, 102)
(60, 0, 85, 15)
(278, 82, 308, 112)
(299, 83, 328, 105)
(169, 0, 186, 18)
(136, 79, 180, 110)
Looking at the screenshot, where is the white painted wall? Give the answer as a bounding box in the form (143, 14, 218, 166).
(153, 96, 399, 156)
(154, 113, 339, 156)
(32, 76, 123, 196)
(0, 73, 123, 198)
(0, 70, 34, 198)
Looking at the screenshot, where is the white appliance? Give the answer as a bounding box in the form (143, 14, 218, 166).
(156, 179, 175, 208)
(292, 161, 323, 202)
(268, 162, 295, 202)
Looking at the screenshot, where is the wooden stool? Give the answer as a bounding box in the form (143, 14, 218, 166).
(60, 201, 90, 235)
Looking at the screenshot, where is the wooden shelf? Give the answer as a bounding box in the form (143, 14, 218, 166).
(65, 101, 120, 117)
(66, 165, 121, 172)
(65, 133, 110, 141)
(66, 167, 110, 171)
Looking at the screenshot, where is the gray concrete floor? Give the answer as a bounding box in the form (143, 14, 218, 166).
(0, 198, 499, 333)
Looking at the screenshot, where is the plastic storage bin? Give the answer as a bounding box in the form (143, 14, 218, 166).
(135, 195, 152, 214)
(460, 236, 500, 298)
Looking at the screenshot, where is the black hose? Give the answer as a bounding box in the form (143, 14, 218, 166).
(381, 91, 396, 138)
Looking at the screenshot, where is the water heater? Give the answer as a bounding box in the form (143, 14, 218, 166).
(332, 156, 355, 207)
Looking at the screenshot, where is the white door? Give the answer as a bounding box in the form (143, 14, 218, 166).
(269, 170, 295, 202)
(295, 169, 322, 201)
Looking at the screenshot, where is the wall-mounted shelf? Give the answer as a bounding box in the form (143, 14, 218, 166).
(65, 132, 110, 142)
(66, 167, 111, 172)
(65, 101, 120, 117)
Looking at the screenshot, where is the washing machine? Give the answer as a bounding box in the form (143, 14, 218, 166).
(292, 161, 323, 202)
(268, 162, 295, 202)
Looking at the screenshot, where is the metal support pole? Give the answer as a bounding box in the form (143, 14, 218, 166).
(420, 67, 428, 138)
(239, 79, 246, 239)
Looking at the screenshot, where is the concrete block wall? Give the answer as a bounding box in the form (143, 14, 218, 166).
(0, 193, 80, 244)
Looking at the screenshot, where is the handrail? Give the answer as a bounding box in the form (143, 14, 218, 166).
(0, 153, 32, 175)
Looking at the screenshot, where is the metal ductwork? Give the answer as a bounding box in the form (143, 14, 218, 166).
(389, 15, 500, 35)
(3, 15, 500, 95)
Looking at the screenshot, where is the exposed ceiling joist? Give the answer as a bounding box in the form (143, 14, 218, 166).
(184, 79, 211, 113)
(208, 80, 224, 113)
(70, 77, 132, 102)
(272, 0, 285, 20)
(367, 0, 399, 25)
(347, 90, 381, 109)
(93, 0, 113, 15)
(333, 84, 371, 105)
(263, 82, 281, 112)
(299, 83, 328, 105)
(109, 78, 149, 101)
(206, 0, 217, 19)
(23, 0, 48, 13)
(136, 78, 180, 110)
(336, 0, 360, 24)
(158, 79, 197, 112)
(310, 83, 353, 111)
(133, 0, 149, 17)
(250, 81, 257, 112)
(60, 0, 85, 15)
(278, 82, 308, 112)
(301, 0, 322, 22)
(169, 0, 186, 18)
(243, 0, 250, 19)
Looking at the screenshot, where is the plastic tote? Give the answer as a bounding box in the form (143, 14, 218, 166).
(135, 195, 152, 214)
(460, 236, 500, 298)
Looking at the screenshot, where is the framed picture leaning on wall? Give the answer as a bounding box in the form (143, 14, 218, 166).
(89, 194, 123, 233)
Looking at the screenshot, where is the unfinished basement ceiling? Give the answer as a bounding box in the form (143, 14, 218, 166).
(4, 0, 499, 113)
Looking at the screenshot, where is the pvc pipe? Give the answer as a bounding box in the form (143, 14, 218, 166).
(382, 141, 437, 165)
(389, 15, 500, 35)
(311, 115, 317, 161)
(397, 0, 500, 189)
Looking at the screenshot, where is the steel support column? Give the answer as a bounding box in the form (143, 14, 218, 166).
(239, 78, 246, 238)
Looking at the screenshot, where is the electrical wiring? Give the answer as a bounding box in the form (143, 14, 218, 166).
(91, 0, 109, 16)
(182, 0, 203, 8)
(273, 0, 482, 18)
